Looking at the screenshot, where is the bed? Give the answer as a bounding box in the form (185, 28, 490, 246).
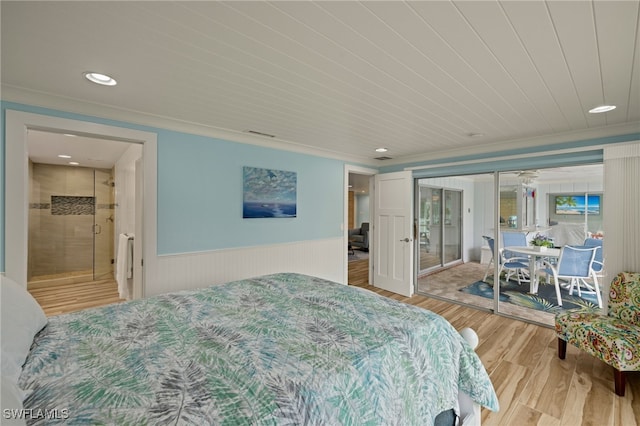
(2, 273, 498, 425)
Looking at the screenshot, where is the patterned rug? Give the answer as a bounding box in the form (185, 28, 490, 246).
(460, 276, 599, 313)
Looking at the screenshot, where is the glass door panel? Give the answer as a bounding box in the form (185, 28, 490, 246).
(416, 184, 463, 275)
(443, 190, 462, 264)
(93, 169, 115, 280)
(415, 173, 494, 310)
(418, 186, 441, 272)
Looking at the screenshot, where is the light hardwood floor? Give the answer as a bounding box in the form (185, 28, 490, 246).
(348, 258, 639, 425)
(32, 266, 639, 425)
(28, 277, 125, 317)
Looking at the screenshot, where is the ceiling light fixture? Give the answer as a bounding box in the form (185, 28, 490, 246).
(588, 105, 616, 113)
(58, 154, 72, 159)
(375, 147, 388, 152)
(84, 72, 117, 86)
(467, 132, 485, 138)
(69, 161, 80, 166)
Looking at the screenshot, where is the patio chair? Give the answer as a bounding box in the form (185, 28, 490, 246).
(538, 245, 599, 307)
(555, 272, 640, 396)
(583, 237, 604, 277)
(501, 231, 529, 260)
(563, 239, 605, 307)
(482, 236, 530, 285)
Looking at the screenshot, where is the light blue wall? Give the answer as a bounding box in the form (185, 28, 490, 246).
(156, 129, 343, 254)
(1, 101, 345, 270)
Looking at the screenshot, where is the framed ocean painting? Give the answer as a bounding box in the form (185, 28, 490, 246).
(554, 194, 601, 215)
(243, 166, 297, 218)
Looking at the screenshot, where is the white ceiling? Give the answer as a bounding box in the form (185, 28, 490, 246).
(2, 1, 639, 166)
(27, 130, 133, 169)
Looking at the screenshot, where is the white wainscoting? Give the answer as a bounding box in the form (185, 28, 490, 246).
(144, 237, 345, 297)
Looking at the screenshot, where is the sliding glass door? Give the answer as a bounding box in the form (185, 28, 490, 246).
(417, 184, 462, 274)
(414, 166, 603, 327)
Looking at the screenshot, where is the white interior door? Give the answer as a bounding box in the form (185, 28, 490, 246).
(373, 171, 414, 296)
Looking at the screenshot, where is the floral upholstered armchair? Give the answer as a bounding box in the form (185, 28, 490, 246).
(555, 272, 640, 396)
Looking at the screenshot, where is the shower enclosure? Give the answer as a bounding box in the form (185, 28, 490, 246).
(28, 163, 114, 285)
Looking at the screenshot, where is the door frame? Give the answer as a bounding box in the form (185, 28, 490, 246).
(343, 164, 376, 285)
(4, 110, 157, 299)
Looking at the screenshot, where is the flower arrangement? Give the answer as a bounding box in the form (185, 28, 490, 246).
(530, 233, 554, 248)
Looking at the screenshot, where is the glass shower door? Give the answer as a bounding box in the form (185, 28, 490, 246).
(93, 169, 115, 280)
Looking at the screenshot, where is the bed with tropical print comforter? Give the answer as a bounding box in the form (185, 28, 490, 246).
(19, 273, 498, 425)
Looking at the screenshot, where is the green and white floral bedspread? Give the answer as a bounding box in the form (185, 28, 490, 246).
(20, 273, 498, 425)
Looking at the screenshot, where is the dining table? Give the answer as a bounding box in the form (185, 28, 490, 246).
(504, 246, 561, 294)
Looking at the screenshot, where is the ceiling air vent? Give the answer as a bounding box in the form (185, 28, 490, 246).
(374, 156, 392, 160)
(244, 130, 275, 138)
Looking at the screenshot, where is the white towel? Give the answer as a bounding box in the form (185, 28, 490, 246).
(116, 233, 131, 299)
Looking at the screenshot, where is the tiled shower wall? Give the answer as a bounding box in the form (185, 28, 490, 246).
(28, 163, 114, 281)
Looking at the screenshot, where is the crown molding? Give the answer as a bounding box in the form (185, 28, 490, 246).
(2, 85, 379, 166)
(5, 85, 638, 170)
(384, 121, 640, 167)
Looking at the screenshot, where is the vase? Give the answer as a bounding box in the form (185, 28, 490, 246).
(534, 246, 547, 252)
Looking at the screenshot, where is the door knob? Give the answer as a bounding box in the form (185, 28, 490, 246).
(400, 237, 410, 242)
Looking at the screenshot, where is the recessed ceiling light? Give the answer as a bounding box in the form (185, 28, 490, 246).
(84, 72, 117, 86)
(63, 133, 77, 137)
(588, 105, 616, 113)
(58, 154, 72, 159)
(69, 161, 80, 166)
(375, 147, 388, 153)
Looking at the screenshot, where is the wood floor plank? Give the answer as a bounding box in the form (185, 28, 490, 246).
(482, 360, 532, 426)
(504, 403, 560, 426)
(29, 277, 124, 316)
(519, 347, 574, 420)
(502, 325, 554, 370)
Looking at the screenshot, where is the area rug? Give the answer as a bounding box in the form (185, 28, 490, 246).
(460, 276, 599, 313)
(348, 250, 369, 262)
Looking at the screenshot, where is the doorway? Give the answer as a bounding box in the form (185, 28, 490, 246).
(5, 110, 157, 302)
(28, 164, 115, 286)
(347, 172, 371, 286)
(344, 165, 376, 286)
